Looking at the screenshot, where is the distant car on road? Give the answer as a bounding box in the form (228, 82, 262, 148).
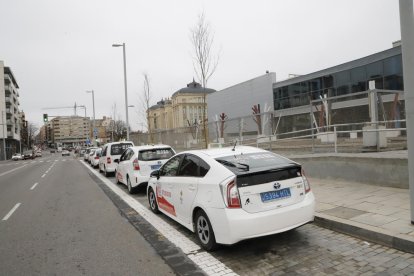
(50, 149, 56, 153)
(23, 151, 34, 160)
(12, 153, 23, 161)
(115, 144, 175, 194)
(62, 150, 70, 156)
(147, 146, 315, 251)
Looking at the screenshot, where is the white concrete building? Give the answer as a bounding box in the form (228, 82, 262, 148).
(0, 61, 21, 159)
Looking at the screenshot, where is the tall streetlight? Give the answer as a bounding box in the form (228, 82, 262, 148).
(86, 90, 96, 146)
(112, 42, 130, 141)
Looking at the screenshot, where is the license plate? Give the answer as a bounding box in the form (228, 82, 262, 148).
(151, 164, 161, 170)
(260, 188, 291, 202)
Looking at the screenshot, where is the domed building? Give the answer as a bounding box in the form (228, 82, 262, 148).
(148, 79, 215, 131)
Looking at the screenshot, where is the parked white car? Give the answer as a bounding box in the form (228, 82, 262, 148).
(147, 146, 315, 251)
(90, 148, 102, 168)
(115, 145, 175, 193)
(12, 153, 23, 161)
(84, 147, 98, 161)
(99, 141, 134, 177)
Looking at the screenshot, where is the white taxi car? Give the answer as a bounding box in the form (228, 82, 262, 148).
(115, 145, 175, 194)
(147, 146, 315, 251)
(99, 141, 134, 177)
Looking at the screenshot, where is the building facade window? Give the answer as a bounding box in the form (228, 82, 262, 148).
(273, 54, 403, 111)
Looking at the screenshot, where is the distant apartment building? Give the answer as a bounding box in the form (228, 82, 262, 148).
(93, 116, 114, 144)
(0, 61, 21, 159)
(49, 116, 90, 146)
(148, 79, 215, 131)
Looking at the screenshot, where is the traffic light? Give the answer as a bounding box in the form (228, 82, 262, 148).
(43, 114, 48, 122)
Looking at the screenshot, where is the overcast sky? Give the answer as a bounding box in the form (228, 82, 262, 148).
(1, 0, 401, 131)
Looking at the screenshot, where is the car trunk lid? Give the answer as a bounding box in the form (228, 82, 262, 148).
(236, 166, 307, 213)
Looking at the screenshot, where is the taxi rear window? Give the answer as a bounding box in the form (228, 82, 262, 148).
(138, 148, 175, 161)
(215, 152, 293, 173)
(110, 143, 133, 155)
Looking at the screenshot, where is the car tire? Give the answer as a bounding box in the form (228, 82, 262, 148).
(148, 188, 160, 214)
(194, 210, 218, 251)
(104, 166, 110, 177)
(127, 176, 135, 194)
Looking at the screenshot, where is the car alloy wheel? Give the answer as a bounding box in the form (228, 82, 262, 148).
(195, 210, 218, 251)
(148, 188, 159, 214)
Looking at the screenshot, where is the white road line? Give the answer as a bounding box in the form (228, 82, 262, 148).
(2, 203, 21, 221)
(30, 182, 39, 190)
(41, 174, 46, 178)
(81, 161, 238, 276)
(0, 164, 27, 177)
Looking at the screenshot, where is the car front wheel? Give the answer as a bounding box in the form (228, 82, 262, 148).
(148, 188, 160, 214)
(194, 210, 218, 251)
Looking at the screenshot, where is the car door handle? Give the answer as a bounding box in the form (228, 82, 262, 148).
(188, 184, 196, 191)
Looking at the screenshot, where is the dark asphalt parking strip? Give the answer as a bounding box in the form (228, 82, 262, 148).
(86, 170, 206, 276)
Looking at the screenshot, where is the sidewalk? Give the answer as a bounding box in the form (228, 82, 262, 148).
(310, 177, 414, 253)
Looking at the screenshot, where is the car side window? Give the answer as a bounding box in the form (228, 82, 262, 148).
(102, 146, 107, 156)
(120, 149, 130, 162)
(199, 159, 210, 177)
(126, 149, 135, 160)
(177, 154, 199, 177)
(160, 155, 183, 177)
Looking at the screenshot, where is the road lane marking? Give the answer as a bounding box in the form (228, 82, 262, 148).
(81, 161, 237, 276)
(2, 203, 21, 221)
(0, 164, 27, 177)
(30, 183, 39, 190)
(41, 174, 46, 178)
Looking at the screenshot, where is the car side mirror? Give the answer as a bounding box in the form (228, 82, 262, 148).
(114, 159, 119, 164)
(150, 170, 160, 179)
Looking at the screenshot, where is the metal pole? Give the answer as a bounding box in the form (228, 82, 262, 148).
(2, 111, 6, 160)
(399, 0, 414, 224)
(122, 43, 130, 141)
(92, 90, 96, 146)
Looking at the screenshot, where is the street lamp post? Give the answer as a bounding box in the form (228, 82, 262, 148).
(86, 90, 96, 146)
(79, 105, 87, 146)
(112, 42, 130, 141)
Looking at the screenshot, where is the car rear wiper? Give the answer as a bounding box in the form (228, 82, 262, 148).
(216, 159, 250, 171)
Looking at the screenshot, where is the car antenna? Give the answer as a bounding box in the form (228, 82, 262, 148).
(232, 140, 237, 151)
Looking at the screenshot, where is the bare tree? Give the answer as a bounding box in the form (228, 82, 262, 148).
(140, 73, 153, 143)
(190, 11, 219, 148)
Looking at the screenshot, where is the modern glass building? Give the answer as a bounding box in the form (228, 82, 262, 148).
(272, 45, 404, 134)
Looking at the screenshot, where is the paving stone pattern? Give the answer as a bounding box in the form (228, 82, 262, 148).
(129, 191, 414, 276)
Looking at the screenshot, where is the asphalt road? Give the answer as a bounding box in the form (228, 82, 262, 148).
(0, 153, 174, 276)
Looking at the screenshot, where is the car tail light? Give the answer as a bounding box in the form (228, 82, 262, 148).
(133, 158, 140, 171)
(301, 168, 311, 193)
(107, 157, 111, 164)
(95, 156, 99, 160)
(223, 179, 241, 208)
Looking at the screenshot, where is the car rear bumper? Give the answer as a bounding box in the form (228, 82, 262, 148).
(207, 192, 315, 245)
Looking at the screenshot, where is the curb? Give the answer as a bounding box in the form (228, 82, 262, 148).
(314, 213, 414, 254)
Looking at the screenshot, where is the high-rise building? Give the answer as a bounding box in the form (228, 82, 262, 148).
(49, 116, 90, 147)
(0, 61, 21, 159)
